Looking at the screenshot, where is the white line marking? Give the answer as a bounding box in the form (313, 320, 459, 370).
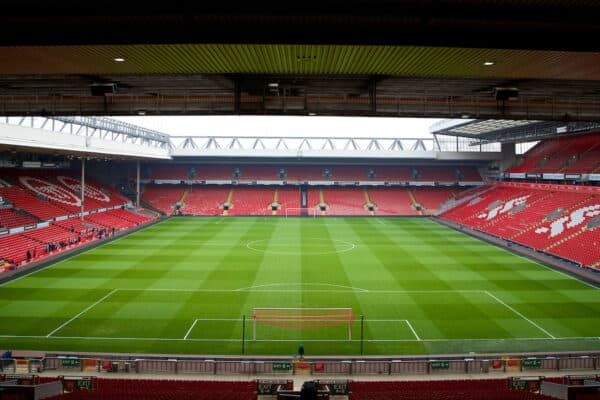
(193, 318, 243, 321)
(404, 320, 421, 341)
(485, 291, 555, 339)
(234, 282, 369, 292)
(183, 317, 247, 340)
(46, 288, 118, 337)
(116, 287, 481, 294)
(183, 319, 199, 340)
(115, 288, 367, 293)
(55, 336, 238, 342)
(432, 218, 600, 291)
(361, 290, 483, 294)
(361, 338, 520, 343)
(245, 238, 356, 256)
(365, 319, 415, 322)
(0, 335, 48, 339)
(2, 334, 598, 342)
(365, 319, 422, 341)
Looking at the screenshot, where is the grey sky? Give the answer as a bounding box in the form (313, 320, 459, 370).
(113, 116, 443, 138)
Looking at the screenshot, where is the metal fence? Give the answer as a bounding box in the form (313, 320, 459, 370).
(2, 353, 598, 376)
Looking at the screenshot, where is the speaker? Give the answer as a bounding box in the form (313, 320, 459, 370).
(493, 87, 519, 101)
(90, 83, 117, 96)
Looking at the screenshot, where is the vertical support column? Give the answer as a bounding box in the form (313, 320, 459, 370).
(234, 78, 241, 114)
(80, 158, 85, 221)
(301, 186, 306, 208)
(348, 319, 352, 341)
(368, 77, 377, 114)
(501, 142, 517, 173)
(136, 160, 141, 208)
(360, 315, 364, 355)
(241, 315, 246, 354)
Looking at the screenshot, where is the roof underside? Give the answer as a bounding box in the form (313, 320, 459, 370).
(1, 2, 600, 127)
(431, 119, 600, 143)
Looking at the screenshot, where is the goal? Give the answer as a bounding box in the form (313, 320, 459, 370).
(252, 307, 354, 340)
(284, 207, 319, 218)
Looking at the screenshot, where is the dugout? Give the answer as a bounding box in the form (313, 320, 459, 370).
(276, 380, 330, 400)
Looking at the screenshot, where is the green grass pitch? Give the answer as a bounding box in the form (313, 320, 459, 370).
(1, 217, 599, 356)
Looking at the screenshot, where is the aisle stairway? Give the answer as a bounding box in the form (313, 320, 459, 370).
(179, 188, 189, 209)
(223, 188, 234, 216)
(363, 190, 375, 216)
(319, 189, 327, 215)
(272, 189, 279, 215)
(407, 189, 423, 215)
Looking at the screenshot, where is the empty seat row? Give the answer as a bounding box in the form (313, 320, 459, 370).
(349, 379, 555, 400)
(0, 208, 37, 229)
(0, 170, 128, 222)
(45, 379, 256, 400)
(143, 185, 454, 216)
(143, 164, 482, 182)
(508, 133, 600, 173)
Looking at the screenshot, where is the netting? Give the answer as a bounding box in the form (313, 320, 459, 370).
(284, 208, 318, 217)
(252, 308, 354, 340)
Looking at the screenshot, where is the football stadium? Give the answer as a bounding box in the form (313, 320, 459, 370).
(1, 3, 600, 399)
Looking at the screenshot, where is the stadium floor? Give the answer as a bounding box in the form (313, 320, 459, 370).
(1, 217, 599, 356)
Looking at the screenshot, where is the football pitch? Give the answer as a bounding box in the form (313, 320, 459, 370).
(1, 217, 599, 356)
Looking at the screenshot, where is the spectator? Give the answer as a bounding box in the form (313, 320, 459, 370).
(1, 350, 12, 368)
(26, 250, 31, 262)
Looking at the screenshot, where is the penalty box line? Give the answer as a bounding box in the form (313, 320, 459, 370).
(183, 318, 242, 340)
(367, 319, 421, 341)
(46, 289, 119, 337)
(484, 290, 555, 339)
(43, 288, 554, 341)
(182, 318, 424, 342)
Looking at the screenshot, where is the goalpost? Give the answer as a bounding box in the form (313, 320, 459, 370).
(252, 307, 354, 340)
(284, 207, 319, 218)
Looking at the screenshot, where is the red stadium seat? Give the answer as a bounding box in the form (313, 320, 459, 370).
(44, 378, 256, 400)
(441, 183, 600, 267)
(349, 379, 556, 400)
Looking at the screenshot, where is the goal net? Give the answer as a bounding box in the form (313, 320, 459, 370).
(252, 307, 354, 340)
(284, 207, 319, 218)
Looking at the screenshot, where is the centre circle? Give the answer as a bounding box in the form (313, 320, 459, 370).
(246, 238, 355, 255)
